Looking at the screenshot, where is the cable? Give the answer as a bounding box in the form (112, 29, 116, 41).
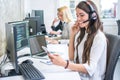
(0, 54, 8, 68)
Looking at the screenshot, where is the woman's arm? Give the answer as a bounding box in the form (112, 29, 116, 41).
(48, 53, 88, 74)
(51, 18, 59, 26)
(51, 20, 62, 31)
(69, 34, 75, 61)
(69, 22, 80, 60)
(67, 62, 88, 73)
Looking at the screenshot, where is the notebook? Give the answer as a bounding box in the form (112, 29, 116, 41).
(29, 35, 48, 58)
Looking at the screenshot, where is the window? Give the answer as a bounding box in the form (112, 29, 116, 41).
(69, 0, 82, 19)
(70, 0, 76, 18)
(100, 0, 118, 18)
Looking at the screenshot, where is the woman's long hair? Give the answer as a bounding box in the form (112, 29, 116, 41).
(76, 0, 103, 64)
(57, 6, 73, 23)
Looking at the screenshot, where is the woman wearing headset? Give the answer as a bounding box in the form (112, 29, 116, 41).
(48, 0, 107, 80)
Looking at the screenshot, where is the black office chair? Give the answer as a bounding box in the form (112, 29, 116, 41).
(116, 20, 120, 35)
(104, 33, 120, 80)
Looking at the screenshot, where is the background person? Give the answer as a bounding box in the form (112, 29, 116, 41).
(50, 6, 74, 39)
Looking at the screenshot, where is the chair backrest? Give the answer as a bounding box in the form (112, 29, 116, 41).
(104, 33, 120, 80)
(116, 20, 120, 35)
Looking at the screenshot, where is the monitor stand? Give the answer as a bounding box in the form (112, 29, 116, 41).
(8, 69, 21, 76)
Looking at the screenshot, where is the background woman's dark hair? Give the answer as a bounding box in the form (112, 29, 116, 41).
(75, 0, 103, 64)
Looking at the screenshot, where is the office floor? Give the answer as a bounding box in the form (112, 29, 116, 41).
(113, 57, 120, 80)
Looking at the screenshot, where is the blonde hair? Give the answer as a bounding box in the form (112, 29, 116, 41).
(0, 31, 6, 57)
(57, 6, 73, 23)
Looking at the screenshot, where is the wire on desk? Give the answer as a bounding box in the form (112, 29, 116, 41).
(0, 54, 8, 68)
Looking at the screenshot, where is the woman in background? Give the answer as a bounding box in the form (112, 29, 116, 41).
(48, 0, 107, 80)
(50, 6, 74, 39)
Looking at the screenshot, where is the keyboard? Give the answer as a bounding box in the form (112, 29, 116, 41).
(19, 63, 45, 80)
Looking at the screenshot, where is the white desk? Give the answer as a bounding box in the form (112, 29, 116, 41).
(0, 44, 81, 80)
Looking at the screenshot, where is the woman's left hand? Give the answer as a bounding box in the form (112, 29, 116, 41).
(48, 53, 67, 67)
(49, 39, 59, 44)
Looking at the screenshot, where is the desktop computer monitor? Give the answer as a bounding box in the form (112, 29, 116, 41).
(5, 21, 29, 73)
(28, 19, 37, 36)
(31, 10, 47, 35)
(31, 10, 44, 24)
(24, 17, 42, 34)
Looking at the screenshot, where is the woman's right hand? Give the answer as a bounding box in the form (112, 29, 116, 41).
(52, 18, 59, 26)
(70, 21, 80, 36)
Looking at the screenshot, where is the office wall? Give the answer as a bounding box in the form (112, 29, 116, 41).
(0, 0, 24, 57)
(0, 0, 24, 37)
(92, 0, 118, 35)
(116, 0, 120, 19)
(24, 0, 58, 32)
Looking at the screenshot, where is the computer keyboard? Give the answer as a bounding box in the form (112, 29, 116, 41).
(19, 63, 45, 80)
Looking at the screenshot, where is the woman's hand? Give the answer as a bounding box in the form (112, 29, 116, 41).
(52, 18, 59, 26)
(48, 53, 67, 67)
(48, 39, 59, 44)
(50, 31, 61, 35)
(70, 21, 80, 36)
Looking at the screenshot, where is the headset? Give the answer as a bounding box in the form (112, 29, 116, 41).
(83, 1, 97, 21)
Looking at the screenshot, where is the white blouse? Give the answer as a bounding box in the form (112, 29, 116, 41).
(74, 30, 107, 80)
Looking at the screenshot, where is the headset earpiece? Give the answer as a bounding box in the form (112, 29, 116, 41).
(90, 11, 97, 20)
(84, 1, 97, 20)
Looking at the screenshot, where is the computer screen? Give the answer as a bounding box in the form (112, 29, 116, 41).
(5, 21, 29, 73)
(29, 35, 47, 56)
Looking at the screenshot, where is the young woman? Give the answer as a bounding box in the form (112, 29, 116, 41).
(48, 1, 107, 80)
(50, 6, 74, 39)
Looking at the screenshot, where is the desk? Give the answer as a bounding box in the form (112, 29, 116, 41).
(0, 44, 81, 80)
(45, 34, 62, 40)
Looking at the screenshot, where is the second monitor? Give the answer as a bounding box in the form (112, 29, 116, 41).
(25, 16, 47, 35)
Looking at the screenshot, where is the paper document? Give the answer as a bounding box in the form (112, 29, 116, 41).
(39, 59, 52, 65)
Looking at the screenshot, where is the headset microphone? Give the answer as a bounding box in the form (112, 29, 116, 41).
(83, 15, 97, 23)
(83, 19, 90, 23)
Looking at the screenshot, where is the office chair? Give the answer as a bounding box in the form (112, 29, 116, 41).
(116, 20, 120, 35)
(104, 33, 120, 80)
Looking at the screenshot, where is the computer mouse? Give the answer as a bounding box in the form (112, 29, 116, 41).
(22, 59, 33, 64)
